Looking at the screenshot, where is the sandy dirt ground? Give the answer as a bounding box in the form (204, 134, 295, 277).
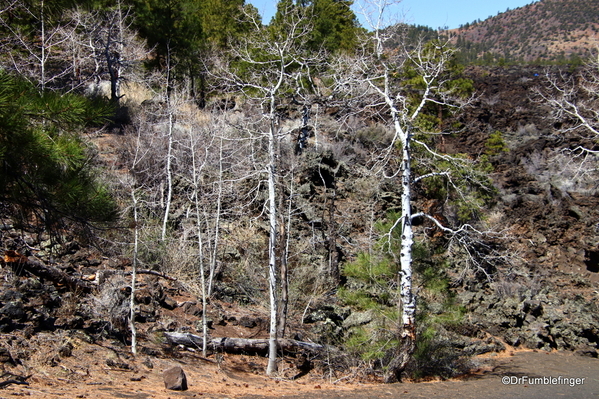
(2, 345, 597, 399)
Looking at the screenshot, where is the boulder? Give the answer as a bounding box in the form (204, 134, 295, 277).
(342, 309, 375, 328)
(163, 366, 188, 391)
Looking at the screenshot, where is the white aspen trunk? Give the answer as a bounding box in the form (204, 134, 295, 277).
(193, 169, 208, 357)
(313, 104, 319, 150)
(399, 135, 416, 339)
(39, 0, 46, 90)
(386, 108, 417, 382)
(161, 42, 174, 241)
(266, 116, 278, 376)
(162, 110, 174, 241)
(208, 137, 223, 297)
(130, 190, 139, 355)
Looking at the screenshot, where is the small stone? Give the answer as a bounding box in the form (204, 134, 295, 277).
(142, 357, 154, 369)
(106, 358, 131, 370)
(0, 347, 15, 364)
(58, 341, 73, 358)
(238, 316, 257, 328)
(163, 366, 188, 391)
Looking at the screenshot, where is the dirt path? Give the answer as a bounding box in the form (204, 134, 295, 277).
(243, 351, 599, 399)
(3, 350, 598, 398)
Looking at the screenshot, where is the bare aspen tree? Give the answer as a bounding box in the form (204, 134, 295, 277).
(130, 189, 139, 355)
(187, 123, 213, 357)
(535, 55, 599, 145)
(529, 55, 599, 196)
(335, 0, 491, 381)
(122, 118, 159, 356)
(0, 0, 77, 89)
(162, 106, 175, 241)
(214, 3, 320, 375)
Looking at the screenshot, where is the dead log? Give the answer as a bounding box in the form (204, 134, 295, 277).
(0, 373, 31, 389)
(125, 269, 177, 281)
(164, 332, 325, 356)
(3, 253, 92, 294)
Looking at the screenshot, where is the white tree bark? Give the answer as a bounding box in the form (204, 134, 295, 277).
(161, 41, 175, 242)
(212, 4, 320, 375)
(187, 128, 208, 356)
(124, 120, 155, 356)
(266, 115, 279, 375)
(339, 0, 475, 380)
(162, 109, 174, 241)
(129, 190, 139, 355)
(398, 136, 416, 339)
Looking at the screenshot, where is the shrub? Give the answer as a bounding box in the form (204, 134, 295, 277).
(485, 130, 509, 156)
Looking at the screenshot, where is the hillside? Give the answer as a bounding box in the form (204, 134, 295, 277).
(0, 0, 598, 395)
(0, 63, 597, 397)
(449, 0, 599, 63)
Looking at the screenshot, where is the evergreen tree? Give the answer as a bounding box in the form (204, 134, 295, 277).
(270, 0, 360, 53)
(306, 0, 359, 53)
(0, 70, 117, 234)
(130, 0, 202, 78)
(130, 0, 252, 105)
(198, 0, 250, 49)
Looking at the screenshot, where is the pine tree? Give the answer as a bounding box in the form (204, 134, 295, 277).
(0, 70, 117, 234)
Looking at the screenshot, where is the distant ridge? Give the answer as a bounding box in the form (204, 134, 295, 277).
(447, 0, 599, 64)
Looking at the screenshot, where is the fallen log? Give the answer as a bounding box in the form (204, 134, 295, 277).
(3, 253, 92, 294)
(164, 332, 325, 356)
(125, 269, 177, 281)
(0, 373, 31, 389)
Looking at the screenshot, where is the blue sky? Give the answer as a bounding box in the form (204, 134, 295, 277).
(247, 0, 539, 30)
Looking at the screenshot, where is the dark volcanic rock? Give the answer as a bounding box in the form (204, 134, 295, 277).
(0, 302, 26, 321)
(163, 365, 188, 391)
(0, 347, 16, 365)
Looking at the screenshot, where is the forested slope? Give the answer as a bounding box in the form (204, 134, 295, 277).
(0, 0, 597, 389)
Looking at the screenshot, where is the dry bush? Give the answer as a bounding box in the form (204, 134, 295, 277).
(5, 331, 75, 376)
(522, 150, 599, 195)
(492, 273, 542, 300)
(354, 125, 394, 149)
(83, 274, 131, 333)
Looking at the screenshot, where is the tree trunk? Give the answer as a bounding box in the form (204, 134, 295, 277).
(386, 129, 417, 381)
(190, 131, 208, 357)
(164, 332, 324, 356)
(162, 110, 174, 241)
(161, 42, 174, 241)
(399, 134, 416, 342)
(40, 0, 46, 90)
(266, 116, 278, 375)
(129, 190, 138, 355)
(327, 189, 340, 283)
